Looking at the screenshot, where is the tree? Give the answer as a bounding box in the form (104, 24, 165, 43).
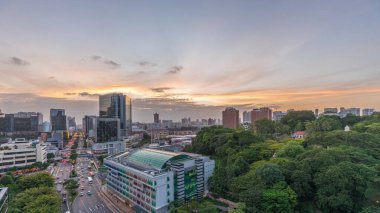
(47, 153, 55, 160)
(255, 119, 276, 135)
(0, 174, 14, 186)
(261, 183, 297, 213)
(17, 172, 54, 190)
(254, 163, 285, 186)
(229, 203, 247, 213)
(305, 116, 341, 134)
(360, 206, 380, 213)
(232, 156, 249, 176)
(280, 111, 316, 131)
(314, 161, 376, 212)
(277, 142, 304, 158)
(10, 186, 61, 213)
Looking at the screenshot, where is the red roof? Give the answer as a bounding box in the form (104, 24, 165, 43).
(294, 131, 305, 135)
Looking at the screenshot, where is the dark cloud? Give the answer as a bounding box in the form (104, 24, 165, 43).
(8, 57, 30, 66)
(151, 87, 172, 93)
(64, 93, 77, 96)
(167, 65, 183, 74)
(78, 92, 100, 97)
(103, 60, 121, 69)
(138, 71, 145, 74)
(48, 76, 55, 79)
(90, 55, 120, 69)
(139, 61, 156, 67)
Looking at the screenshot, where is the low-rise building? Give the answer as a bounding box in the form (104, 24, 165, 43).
(92, 141, 126, 155)
(104, 149, 215, 213)
(0, 138, 47, 172)
(292, 131, 305, 139)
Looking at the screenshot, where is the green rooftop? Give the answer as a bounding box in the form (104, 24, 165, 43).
(127, 149, 191, 170)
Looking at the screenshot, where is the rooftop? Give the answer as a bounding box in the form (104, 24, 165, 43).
(107, 148, 193, 173)
(126, 149, 191, 170)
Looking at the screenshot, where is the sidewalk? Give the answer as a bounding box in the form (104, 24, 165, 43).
(99, 185, 135, 213)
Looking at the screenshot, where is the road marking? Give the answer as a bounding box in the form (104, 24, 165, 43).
(89, 207, 92, 212)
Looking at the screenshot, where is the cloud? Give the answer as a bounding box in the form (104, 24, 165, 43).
(8, 57, 30, 66)
(78, 92, 100, 97)
(167, 65, 183, 74)
(151, 87, 172, 93)
(64, 92, 77, 96)
(103, 60, 121, 69)
(92, 55, 102, 61)
(90, 55, 120, 69)
(139, 61, 156, 67)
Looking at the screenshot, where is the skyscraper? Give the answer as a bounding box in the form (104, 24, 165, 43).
(50, 109, 66, 131)
(222, 107, 239, 129)
(67, 116, 76, 130)
(83, 115, 98, 138)
(99, 93, 132, 136)
(242, 111, 252, 123)
(154, 113, 160, 124)
(251, 107, 272, 124)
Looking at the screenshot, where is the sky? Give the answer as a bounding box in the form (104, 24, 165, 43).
(0, 0, 380, 123)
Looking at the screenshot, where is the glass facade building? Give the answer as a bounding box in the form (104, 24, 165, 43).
(50, 109, 66, 131)
(99, 93, 132, 137)
(97, 118, 120, 142)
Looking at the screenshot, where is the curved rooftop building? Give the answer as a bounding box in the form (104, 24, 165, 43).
(104, 148, 215, 213)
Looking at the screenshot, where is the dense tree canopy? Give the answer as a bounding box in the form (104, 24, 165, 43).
(189, 112, 380, 213)
(280, 110, 316, 131)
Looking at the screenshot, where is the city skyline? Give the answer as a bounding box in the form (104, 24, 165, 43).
(1, 1, 380, 122)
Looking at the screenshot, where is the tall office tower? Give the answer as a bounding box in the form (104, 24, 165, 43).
(99, 93, 132, 136)
(362, 108, 375, 116)
(154, 113, 160, 123)
(50, 109, 67, 131)
(251, 107, 272, 124)
(242, 111, 252, 123)
(67, 116, 76, 130)
(222, 107, 240, 129)
(97, 118, 121, 142)
(83, 115, 98, 138)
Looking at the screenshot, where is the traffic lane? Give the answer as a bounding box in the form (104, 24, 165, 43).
(73, 175, 112, 212)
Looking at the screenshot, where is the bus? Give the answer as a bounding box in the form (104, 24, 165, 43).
(88, 177, 93, 184)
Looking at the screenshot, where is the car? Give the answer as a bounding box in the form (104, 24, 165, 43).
(80, 192, 84, 196)
(87, 191, 91, 195)
(59, 181, 63, 184)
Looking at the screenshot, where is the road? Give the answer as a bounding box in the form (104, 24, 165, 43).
(72, 157, 113, 213)
(52, 161, 72, 213)
(72, 133, 117, 213)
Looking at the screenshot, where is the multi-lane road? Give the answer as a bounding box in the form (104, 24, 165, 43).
(72, 157, 113, 213)
(52, 132, 127, 213)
